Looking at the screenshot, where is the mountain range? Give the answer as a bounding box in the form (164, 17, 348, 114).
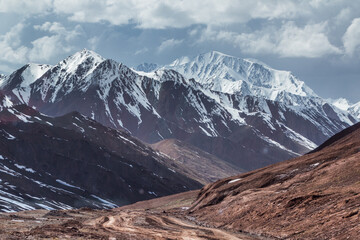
(0, 49, 358, 171)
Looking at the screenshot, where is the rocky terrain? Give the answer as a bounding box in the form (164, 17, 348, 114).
(189, 122, 360, 239)
(0, 191, 260, 240)
(1, 121, 359, 239)
(151, 138, 243, 184)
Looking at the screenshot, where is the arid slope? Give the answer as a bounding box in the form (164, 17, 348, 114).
(151, 138, 243, 184)
(189, 122, 360, 239)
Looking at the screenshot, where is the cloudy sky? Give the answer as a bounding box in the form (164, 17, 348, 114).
(0, 0, 359, 102)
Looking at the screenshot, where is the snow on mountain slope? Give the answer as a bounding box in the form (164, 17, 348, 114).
(27, 53, 161, 135)
(161, 50, 357, 139)
(164, 51, 316, 102)
(30, 49, 104, 103)
(328, 98, 351, 111)
(0, 74, 5, 84)
(349, 101, 360, 119)
(0, 49, 357, 171)
(0, 64, 52, 104)
(328, 98, 360, 120)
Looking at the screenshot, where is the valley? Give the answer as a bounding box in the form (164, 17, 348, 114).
(0, 121, 359, 239)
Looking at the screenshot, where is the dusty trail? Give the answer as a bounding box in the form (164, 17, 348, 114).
(0, 193, 261, 240)
(86, 209, 256, 240)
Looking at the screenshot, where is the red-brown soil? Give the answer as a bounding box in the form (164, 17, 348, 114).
(151, 138, 243, 184)
(188, 122, 360, 239)
(0, 191, 259, 239)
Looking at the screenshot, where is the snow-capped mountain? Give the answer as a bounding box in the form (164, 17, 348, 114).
(328, 98, 351, 111)
(350, 102, 360, 119)
(0, 63, 52, 104)
(0, 105, 201, 212)
(164, 51, 316, 102)
(0, 49, 357, 170)
(327, 98, 360, 120)
(161, 51, 357, 134)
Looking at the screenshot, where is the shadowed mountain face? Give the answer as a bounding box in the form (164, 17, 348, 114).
(0, 105, 202, 212)
(0, 50, 357, 171)
(188, 122, 360, 239)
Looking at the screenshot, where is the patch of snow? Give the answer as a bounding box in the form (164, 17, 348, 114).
(72, 122, 85, 133)
(35, 203, 55, 210)
(117, 134, 136, 146)
(311, 162, 320, 167)
(2, 95, 13, 108)
(168, 168, 176, 173)
(91, 195, 117, 208)
(14, 164, 36, 173)
(228, 178, 241, 184)
(0, 194, 35, 211)
(56, 179, 83, 190)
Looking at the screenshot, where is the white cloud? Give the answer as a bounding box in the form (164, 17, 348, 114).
(343, 18, 360, 56)
(334, 8, 352, 25)
(34, 22, 82, 41)
(88, 36, 100, 51)
(0, 0, 358, 69)
(276, 22, 342, 58)
(157, 39, 183, 53)
(0, 21, 82, 66)
(29, 22, 83, 62)
(0, 0, 52, 15)
(198, 22, 342, 58)
(135, 47, 149, 55)
(0, 0, 358, 31)
(49, 0, 303, 29)
(0, 64, 14, 73)
(0, 23, 29, 64)
(29, 35, 69, 62)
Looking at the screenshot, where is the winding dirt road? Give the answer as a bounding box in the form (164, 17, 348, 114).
(85, 209, 257, 240)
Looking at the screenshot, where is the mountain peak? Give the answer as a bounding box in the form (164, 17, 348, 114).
(61, 49, 105, 67)
(0, 63, 52, 94)
(328, 97, 351, 111)
(54, 49, 106, 80)
(164, 51, 317, 101)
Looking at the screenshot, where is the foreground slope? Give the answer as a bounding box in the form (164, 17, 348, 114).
(0, 105, 201, 212)
(0, 191, 258, 240)
(188, 122, 360, 239)
(151, 138, 243, 184)
(1, 124, 359, 239)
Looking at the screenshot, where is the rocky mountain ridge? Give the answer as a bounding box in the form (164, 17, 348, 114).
(0, 49, 358, 170)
